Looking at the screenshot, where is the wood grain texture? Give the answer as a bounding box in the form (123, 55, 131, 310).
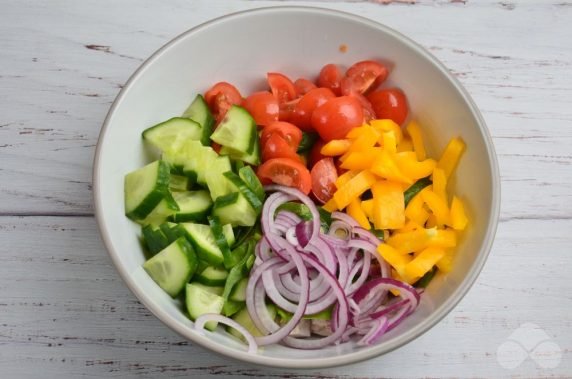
(1, 0, 571, 378)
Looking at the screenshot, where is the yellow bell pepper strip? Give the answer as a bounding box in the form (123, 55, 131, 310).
(382, 131, 398, 154)
(361, 199, 374, 220)
(377, 244, 412, 279)
(396, 220, 422, 234)
(425, 214, 437, 228)
(371, 180, 406, 230)
(347, 199, 371, 230)
(370, 119, 403, 144)
(346, 124, 375, 140)
(397, 136, 413, 153)
(405, 121, 426, 161)
(449, 196, 468, 230)
(436, 250, 455, 273)
(431, 167, 447, 202)
(335, 170, 358, 189)
(322, 198, 338, 212)
(320, 139, 351, 156)
(437, 137, 466, 178)
(387, 228, 430, 253)
(343, 125, 380, 158)
(370, 151, 413, 184)
(391, 269, 417, 286)
(421, 189, 451, 227)
(427, 228, 457, 248)
(395, 152, 437, 181)
(405, 190, 431, 226)
(340, 147, 381, 171)
(405, 247, 445, 280)
(333, 170, 377, 210)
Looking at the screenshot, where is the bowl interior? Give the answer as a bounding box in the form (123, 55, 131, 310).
(94, 7, 499, 368)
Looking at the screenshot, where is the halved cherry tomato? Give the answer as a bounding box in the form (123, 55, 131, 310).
(311, 158, 338, 204)
(257, 158, 312, 195)
(242, 91, 279, 126)
(350, 93, 376, 123)
(290, 88, 336, 131)
(261, 133, 301, 162)
(311, 96, 364, 142)
(317, 64, 343, 96)
(294, 78, 317, 97)
(309, 138, 327, 168)
(367, 88, 409, 125)
(260, 121, 303, 150)
(267, 72, 297, 104)
(204, 82, 242, 121)
(278, 99, 299, 123)
(341, 60, 388, 95)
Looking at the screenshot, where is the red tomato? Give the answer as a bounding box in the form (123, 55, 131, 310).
(294, 78, 317, 97)
(212, 142, 222, 154)
(309, 139, 327, 168)
(278, 99, 299, 123)
(290, 88, 336, 131)
(367, 88, 409, 125)
(261, 133, 301, 162)
(204, 82, 242, 121)
(242, 91, 279, 126)
(257, 158, 312, 195)
(267, 72, 297, 103)
(341, 60, 389, 95)
(260, 121, 303, 150)
(311, 96, 364, 141)
(317, 64, 343, 96)
(350, 93, 376, 123)
(311, 158, 338, 204)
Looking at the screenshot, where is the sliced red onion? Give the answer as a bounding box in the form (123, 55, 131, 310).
(194, 313, 258, 354)
(332, 211, 360, 227)
(357, 317, 389, 346)
(295, 220, 313, 248)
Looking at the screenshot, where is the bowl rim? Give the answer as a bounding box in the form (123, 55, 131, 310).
(93, 5, 501, 369)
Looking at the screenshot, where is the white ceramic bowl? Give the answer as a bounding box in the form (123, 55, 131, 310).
(93, 7, 500, 369)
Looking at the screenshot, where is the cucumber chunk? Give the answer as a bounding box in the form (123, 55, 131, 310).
(238, 166, 265, 201)
(195, 266, 229, 286)
(141, 224, 169, 255)
(222, 300, 245, 317)
(135, 192, 179, 226)
(143, 117, 202, 152)
(210, 106, 256, 154)
(143, 237, 198, 297)
(227, 304, 276, 340)
(124, 160, 171, 220)
(229, 277, 248, 302)
(182, 94, 215, 146)
(223, 171, 263, 213)
(205, 156, 233, 200)
(169, 190, 213, 223)
(212, 192, 258, 227)
(219, 127, 260, 165)
(222, 224, 235, 246)
(169, 174, 191, 191)
(190, 282, 224, 296)
(180, 223, 224, 266)
(186, 283, 225, 331)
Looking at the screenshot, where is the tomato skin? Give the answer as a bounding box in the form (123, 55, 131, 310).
(317, 64, 343, 96)
(341, 60, 389, 95)
(311, 96, 364, 142)
(256, 158, 312, 195)
(308, 138, 327, 168)
(290, 88, 336, 131)
(261, 133, 301, 162)
(350, 93, 376, 123)
(294, 78, 317, 97)
(260, 121, 303, 150)
(267, 72, 297, 103)
(311, 158, 338, 204)
(204, 82, 242, 121)
(242, 91, 279, 127)
(367, 88, 409, 125)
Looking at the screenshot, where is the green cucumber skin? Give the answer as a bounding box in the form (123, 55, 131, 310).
(222, 171, 263, 212)
(180, 224, 224, 267)
(238, 166, 265, 201)
(125, 161, 171, 220)
(182, 95, 215, 146)
(404, 177, 432, 207)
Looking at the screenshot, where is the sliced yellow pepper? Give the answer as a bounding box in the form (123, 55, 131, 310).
(405, 121, 426, 161)
(405, 247, 445, 279)
(335, 170, 358, 189)
(387, 228, 430, 253)
(361, 199, 374, 220)
(377, 244, 411, 278)
(371, 180, 405, 230)
(427, 228, 457, 248)
(395, 152, 437, 181)
(322, 198, 338, 212)
(436, 250, 455, 273)
(382, 131, 397, 155)
(397, 136, 413, 153)
(425, 214, 437, 228)
(340, 147, 381, 171)
(370, 119, 403, 144)
(405, 190, 431, 225)
(431, 167, 447, 202)
(437, 137, 466, 179)
(421, 189, 450, 227)
(397, 220, 422, 234)
(391, 268, 417, 286)
(345, 125, 380, 155)
(347, 199, 371, 230)
(333, 170, 377, 210)
(450, 196, 468, 230)
(370, 150, 413, 184)
(321, 139, 351, 156)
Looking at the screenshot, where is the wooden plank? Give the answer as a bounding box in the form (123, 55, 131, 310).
(0, 216, 570, 377)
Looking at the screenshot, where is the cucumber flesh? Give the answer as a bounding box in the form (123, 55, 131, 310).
(135, 191, 179, 226)
(212, 192, 258, 227)
(223, 171, 263, 213)
(189, 282, 224, 296)
(180, 223, 224, 266)
(205, 156, 233, 200)
(143, 117, 202, 152)
(143, 237, 198, 297)
(182, 94, 215, 146)
(195, 266, 229, 286)
(229, 277, 248, 302)
(210, 106, 256, 154)
(169, 174, 191, 191)
(141, 225, 169, 255)
(124, 160, 171, 220)
(227, 304, 276, 340)
(186, 283, 225, 331)
(222, 300, 245, 317)
(238, 166, 265, 201)
(169, 190, 212, 223)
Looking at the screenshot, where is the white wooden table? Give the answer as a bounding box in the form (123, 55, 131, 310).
(1, 1, 571, 377)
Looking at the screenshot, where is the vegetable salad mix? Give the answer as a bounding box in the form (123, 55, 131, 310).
(123, 60, 467, 352)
